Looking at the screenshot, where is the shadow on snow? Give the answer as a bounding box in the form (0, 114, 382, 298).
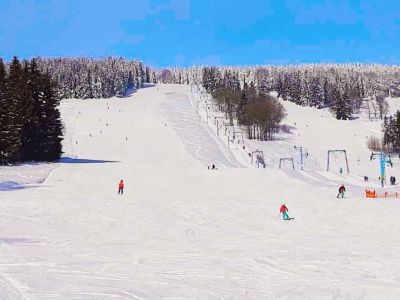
(0, 238, 41, 244)
(0, 181, 35, 191)
(58, 157, 120, 164)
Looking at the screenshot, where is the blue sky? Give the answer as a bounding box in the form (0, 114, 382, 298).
(0, 0, 399, 67)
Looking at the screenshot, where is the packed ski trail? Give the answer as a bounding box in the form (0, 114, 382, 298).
(0, 84, 400, 299)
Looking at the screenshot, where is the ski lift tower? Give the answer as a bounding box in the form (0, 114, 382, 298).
(214, 116, 224, 136)
(294, 145, 305, 170)
(327, 149, 350, 173)
(251, 150, 265, 168)
(279, 158, 295, 170)
(371, 152, 392, 187)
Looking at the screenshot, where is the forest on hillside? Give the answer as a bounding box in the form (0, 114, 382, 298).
(36, 57, 154, 99)
(2, 56, 400, 163)
(24, 58, 400, 124)
(156, 64, 400, 121)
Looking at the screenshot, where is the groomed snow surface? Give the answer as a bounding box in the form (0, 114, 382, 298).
(0, 84, 400, 299)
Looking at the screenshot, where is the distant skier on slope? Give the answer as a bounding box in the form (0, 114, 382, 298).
(337, 184, 346, 198)
(280, 204, 290, 220)
(118, 180, 124, 195)
(208, 164, 217, 170)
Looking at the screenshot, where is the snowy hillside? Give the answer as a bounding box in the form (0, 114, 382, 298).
(1, 84, 400, 299)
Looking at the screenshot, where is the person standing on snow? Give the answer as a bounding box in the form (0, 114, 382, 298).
(280, 204, 290, 220)
(337, 185, 346, 198)
(118, 180, 124, 195)
(208, 164, 217, 170)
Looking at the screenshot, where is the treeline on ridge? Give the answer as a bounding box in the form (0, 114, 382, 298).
(36, 57, 154, 99)
(156, 64, 400, 121)
(3, 55, 400, 164)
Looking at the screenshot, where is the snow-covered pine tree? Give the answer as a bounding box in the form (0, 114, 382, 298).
(202, 67, 221, 93)
(333, 83, 353, 120)
(127, 71, 134, 91)
(383, 112, 400, 151)
(309, 76, 324, 108)
(35, 57, 147, 99)
(288, 71, 302, 105)
(383, 115, 394, 150)
(237, 82, 248, 126)
(276, 74, 285, 99)
(256, 68, 274, 96)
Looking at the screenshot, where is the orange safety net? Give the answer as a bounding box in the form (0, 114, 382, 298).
(365, 190, 400, 198)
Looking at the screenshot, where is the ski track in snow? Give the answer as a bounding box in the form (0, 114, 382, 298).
(160, 91, 242, 168)
(0, 84, 399, 299)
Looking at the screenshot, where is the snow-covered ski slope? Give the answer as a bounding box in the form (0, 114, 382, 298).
(1, 84, 400, 299)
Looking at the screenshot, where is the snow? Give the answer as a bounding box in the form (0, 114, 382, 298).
(0, 84, 400, 299)
(160, 91, 242, 168)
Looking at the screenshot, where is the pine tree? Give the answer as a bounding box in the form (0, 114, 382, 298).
(145, 67, 151, 83)
(395, 111, 400, 151)
(22, 59, 44, 161)
(383, 115, 391, 147)
(323, 77, 331, 107)
(0, 58, 9, 163)
(86, 69, 93, 98)
(383, 112, 400, 151)
(38, 70, 63, 161)
(256, 68, 273, 96)
(0, 58, 63, 164)
(237, 82, 248, 126)
(309, 77, 324, 108)
(127, 71, 134, 91)
(333, 84, 353, 120)
(289, 72, 303, 105)
(0, 57, 24, 164)
(276, 74, 284, 98)
(19, 60, 34, 160)
(202, 67, 221, 93)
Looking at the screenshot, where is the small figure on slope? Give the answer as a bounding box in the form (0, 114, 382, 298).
(337, 184, 346, 198)
(280, 204, 290, 220)
(208, 164, 217, 170)
(118, 180, 124, 195)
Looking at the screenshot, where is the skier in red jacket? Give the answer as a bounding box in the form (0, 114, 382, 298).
(337, 185, 345, 198)
(118, 180, 124, 195)
(280, 204, 290, 220)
